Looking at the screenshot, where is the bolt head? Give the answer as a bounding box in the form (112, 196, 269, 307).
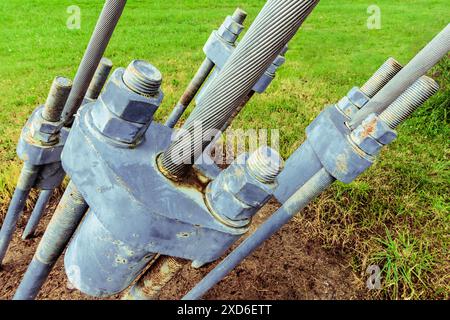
(100, 69, 163, 124)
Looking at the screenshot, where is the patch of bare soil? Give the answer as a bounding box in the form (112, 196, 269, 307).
(0, 197, 367, 300)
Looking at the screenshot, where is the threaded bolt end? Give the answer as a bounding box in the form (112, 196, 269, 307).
(360, 58, 403, 98)
(379, 76, 439, 129)
(247, 146, 284, 184)
(232, 8, 248, 24)
(43, 76, 72, 122)
(123, 60, 162, 97)
(86, 57, 113, 99)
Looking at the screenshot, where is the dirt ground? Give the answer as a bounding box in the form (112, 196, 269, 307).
(0, 196, 367, 300)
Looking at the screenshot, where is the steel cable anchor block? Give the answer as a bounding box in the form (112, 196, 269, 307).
(62, 65, 282, 296)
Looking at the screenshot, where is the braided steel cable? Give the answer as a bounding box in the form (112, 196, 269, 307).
(160, 0, 320, 178)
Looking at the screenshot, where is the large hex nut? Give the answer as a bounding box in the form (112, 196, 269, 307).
(350, 126, 383, 156)
(217, 16, 243, 43)
(336, 96, 359, 118)
(100, 68, 162, 124)
(207, 183, 256, 221)
(26, 106, 62, 144)
(347, 87, 370, 109)
(90, 102, 147, 144)
(223, 15, 244, 35)
(207, 154, 276, 221)
(218, 154, 274, 207)
(362, 113, 398, 145)
(203, 31, 234, 68)
(253, 72, 275, 94)
(17, 127, 64, 165)
(226, 163, 272, 207)
(336, 87, 370, 119)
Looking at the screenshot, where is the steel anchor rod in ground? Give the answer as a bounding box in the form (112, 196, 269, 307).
(182, 75, 439, 300)
(0, 163, 40, 265)
(21, 58, 113, 241)
(21, 189, 53, 240)
(13, 0, 127, 299)
(0, 76, 72, 266)
(13, 182, 88, 300)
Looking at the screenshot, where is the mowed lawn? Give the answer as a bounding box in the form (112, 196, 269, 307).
(0, 0, 448, 299)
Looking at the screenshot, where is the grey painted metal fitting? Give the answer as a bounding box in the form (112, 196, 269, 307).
(203, 31, 236, 69)
(336, 87, 370, 119)
(351, 113, 398, 153)
(90, 61, 163, 144)
(60, 108, 245, 296)
(217, 16, 245, 44)
(29, 109, 62, 145)
(206, 147, 283, 223)
(42, 76, 73, 122)
(16, 107, 66, 166)
(253, 48, 288, 94)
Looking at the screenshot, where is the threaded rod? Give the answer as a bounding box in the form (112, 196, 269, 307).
(85, 57, 113, 100)
(350, 23, 450, 128)
(124, 256, 185, 300)
(14, 182, 88, 300)
(379, 76, 439, 129)
(61, 0, 127, 125)
(247, 146, 284, 184)
(232, 8, 248, 24)
(42, 77, 73, 122)
(165, 58, 215, 128)
(123, 60, 162, 97)
(360, 58, 403, 98)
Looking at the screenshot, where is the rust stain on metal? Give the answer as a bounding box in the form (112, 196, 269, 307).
(133, 256, 186, 299)
(359, 116, 377, 138)
(335, 153, 349, 174)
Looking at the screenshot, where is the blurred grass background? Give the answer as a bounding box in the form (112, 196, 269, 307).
(0, 0, 448, 299)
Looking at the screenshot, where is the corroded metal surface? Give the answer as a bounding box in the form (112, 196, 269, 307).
(124, 256, 186, 300)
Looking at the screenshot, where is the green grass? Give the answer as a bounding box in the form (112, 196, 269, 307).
(0, 0, 448, 299)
